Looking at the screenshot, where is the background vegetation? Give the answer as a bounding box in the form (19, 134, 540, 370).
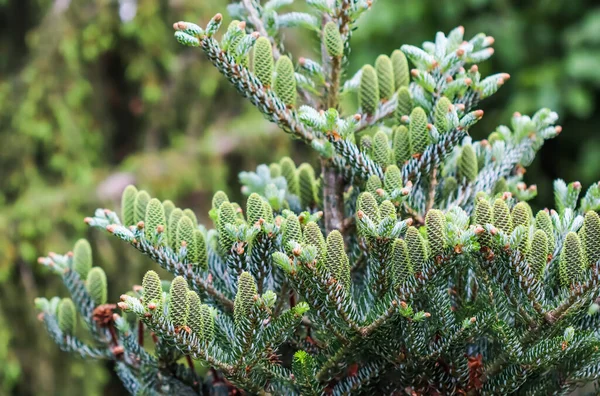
(0, 0, 598, 394)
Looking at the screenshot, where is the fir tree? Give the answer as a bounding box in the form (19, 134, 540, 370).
(35, 2, 600, 395)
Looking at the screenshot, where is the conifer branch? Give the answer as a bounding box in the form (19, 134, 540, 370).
(199, 36, 315, 144)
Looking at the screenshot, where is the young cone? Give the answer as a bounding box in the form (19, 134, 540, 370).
(583, 211, 600, 266)
(409, 107, 429, 155)
(426, 209, 446, 258)
(391, 49, 409, 89)
(134, 190, 151, 224)
(393, 125, 411, 165)
(121, 185, 138, 226)
(375, 55, 395, 100)
(145, 198, 167, 245)
(142, 270, 163, 309)
(324, 230, 351, 290)
(273, 56, 296, 107)
(234, 272, 257, 325)
(493, 198, 513, 234)
(58, 298, 77, 335)
(359, 65, 379, 115)
(86, 267, 107, 306)
(168, 276, 190, 328)
(394, 87, 412, 123)
(559, 232, 585, 286)
(176, 216, 198, 263)
(167, 209, 184, 251)
(283, 214, 303, 255)
(323, 21, 343, 57)
(246, 193, 265, 225)
(458, 145, 478, 183)
(73, 239, 92, 280)
(297, 163, 317, 209)
(373, 130, 390, 167)
(406, 226, 427, 272)
(528, 230, 548, 279)
(280, 157, 299, 196)
(433, 97, 452, 134)
(304, 222, 326, 260)
(390, 239, 413, 286)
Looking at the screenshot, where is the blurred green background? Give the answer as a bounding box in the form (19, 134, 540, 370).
(0, 0, 598, 394)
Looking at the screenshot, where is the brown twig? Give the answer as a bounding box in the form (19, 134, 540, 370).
(138, 321, 144, 347)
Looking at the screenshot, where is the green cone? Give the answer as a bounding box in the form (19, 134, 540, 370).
(246, 193, 265, 225)
(394, 87, 412, 123)
(274, 55, 296, 107)
(393, 125, 411, 165)
(426, 209, 446, 258)
(373, 130, 390, 167)
(145, 198, 167, 244)
(583, 211, 600, 267)
(375, 55, 395, 100)
(168, 208, 184, 251)
(168, 276, 190, 328)
(324, 230, 351, 290)
(409, 107, 429, 155)
(433, 97, 452, 134)
(58, 298, 77, 335)
(134, 190, 151, 224)
(280, 157, 299, 196)
(528, 230, 548, 280)
(390, 239, 412, 286)
(406, 226, 427, 272)
(177, 216, 198, 263)
(234, 272, 258, 325)
(252, 37, 274, 87)
(493, 199, 513, 234)
(283, 214, 303, 254)
(86, 267, 107, 306)
(142, 270, 163, 309)
(73, 239, 92, 280)
(357, 192, 381, 225)
(457, 145, 478, 183)
(559, 232, 585, 286)
(384, 165, 403, 194)
(121, 185, 138, 226)
(323, 22, 343, 57)
(304, 222, 326, 260)
(359, 64, 379, 115)
(391, 49, 409, 90)
(298, 163, 317, 209)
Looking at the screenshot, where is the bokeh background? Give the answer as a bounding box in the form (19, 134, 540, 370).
(0, 0, 599, 394)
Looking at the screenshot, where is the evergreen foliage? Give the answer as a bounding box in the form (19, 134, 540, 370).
(35, 2, 600, 394)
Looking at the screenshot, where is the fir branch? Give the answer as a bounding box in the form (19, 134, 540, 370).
(105, 230, 235, 311)
(402, 127, 468, 185)
(42, 314, 113, 360)
(199, 36, 315, 144)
